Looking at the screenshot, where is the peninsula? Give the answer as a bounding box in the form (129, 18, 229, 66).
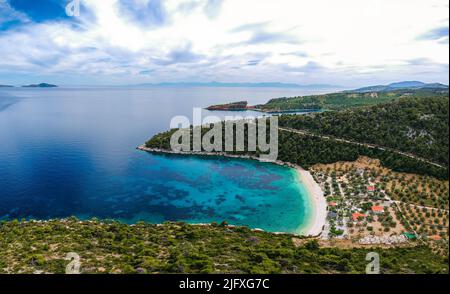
(206, 101, 252, 111)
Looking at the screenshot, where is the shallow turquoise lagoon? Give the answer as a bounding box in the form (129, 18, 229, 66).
(120, 153, 310, 234)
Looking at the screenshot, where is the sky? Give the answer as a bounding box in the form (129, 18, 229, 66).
(0, 0, 448, 87)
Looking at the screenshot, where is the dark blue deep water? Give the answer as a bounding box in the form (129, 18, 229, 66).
(0, 87, 332, 233)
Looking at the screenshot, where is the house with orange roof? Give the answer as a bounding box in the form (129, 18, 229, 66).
(328, 201, 337, 207)
(371, 205, 384, 214)
(352, 212, 367, 221)
(367, 186, 376, 192)
(429, 235, 442, 241)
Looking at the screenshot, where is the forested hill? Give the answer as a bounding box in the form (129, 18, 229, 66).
(279, 96, 449, 167)
(146, 94, 448, 179)
(257, 87, 448, 111)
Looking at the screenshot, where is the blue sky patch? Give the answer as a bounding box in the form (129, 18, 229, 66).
(9, 0, 70, 22)
(417, 26, 449, 41)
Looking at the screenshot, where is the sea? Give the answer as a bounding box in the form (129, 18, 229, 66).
(0, 86, 336, 234)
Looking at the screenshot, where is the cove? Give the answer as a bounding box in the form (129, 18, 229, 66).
(0, 87, 319, 234)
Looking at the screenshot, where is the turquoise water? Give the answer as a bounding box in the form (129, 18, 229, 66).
(116, 154, 308, 233)
(0, 87, 325, 234)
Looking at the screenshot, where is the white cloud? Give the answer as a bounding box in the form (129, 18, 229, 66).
(0, 0, 448, 86)
(0, 0, 30, 26)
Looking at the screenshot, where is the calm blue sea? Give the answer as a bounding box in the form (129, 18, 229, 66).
(0, 86, 334, 233)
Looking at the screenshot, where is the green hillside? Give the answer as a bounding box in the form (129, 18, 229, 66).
(278, 96, 449, 167)
(257, 88, 448, 111)
(0, 219, 447, 274)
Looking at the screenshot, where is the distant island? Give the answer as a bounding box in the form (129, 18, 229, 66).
(0, 84, 14, 88)
(22, 83, 58, 88)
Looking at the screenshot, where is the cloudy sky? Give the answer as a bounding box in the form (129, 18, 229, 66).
(0, 0, 448, 86)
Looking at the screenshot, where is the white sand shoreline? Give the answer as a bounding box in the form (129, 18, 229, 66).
(295, 168, 327, 237)
(137, 146, 327, 236)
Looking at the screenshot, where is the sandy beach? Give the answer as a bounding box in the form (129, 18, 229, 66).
(295, 168, 327, 237)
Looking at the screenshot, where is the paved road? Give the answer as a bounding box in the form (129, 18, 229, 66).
(279, 127, 447, 169)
